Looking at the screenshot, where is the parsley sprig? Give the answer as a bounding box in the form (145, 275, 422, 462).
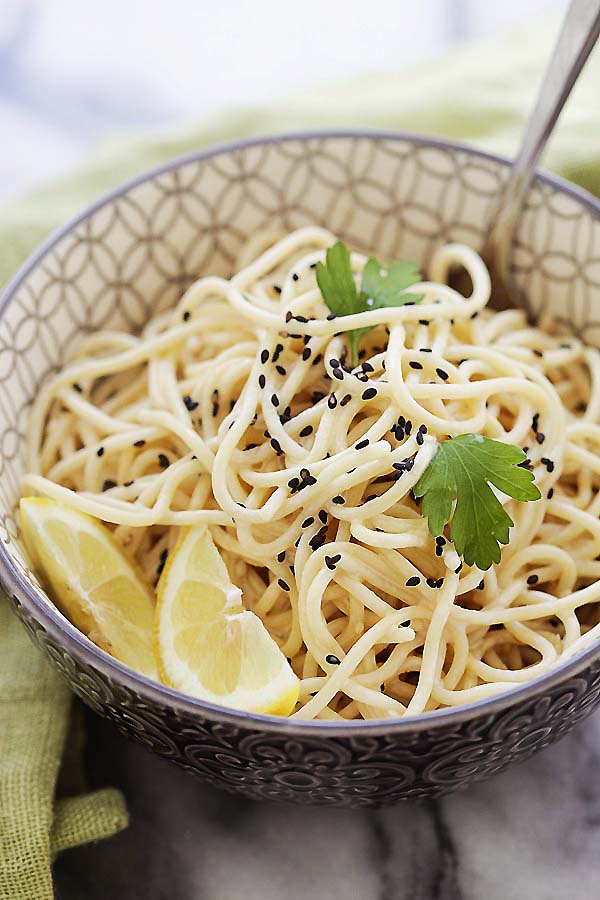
(413, 434, 541, 570)
(316, 242, 423, 364)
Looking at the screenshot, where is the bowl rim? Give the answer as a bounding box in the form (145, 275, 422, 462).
(2, 126, 600, 737)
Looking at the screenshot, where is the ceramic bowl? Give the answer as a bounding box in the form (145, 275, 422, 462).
(3, 131, 600, 807)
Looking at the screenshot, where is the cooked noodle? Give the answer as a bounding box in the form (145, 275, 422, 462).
(22, 226, 600, 719)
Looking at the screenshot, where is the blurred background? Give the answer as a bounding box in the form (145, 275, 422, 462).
(0, 0, 566, 201)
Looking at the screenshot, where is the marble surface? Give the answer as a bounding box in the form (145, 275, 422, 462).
(54, 706, 600, 900)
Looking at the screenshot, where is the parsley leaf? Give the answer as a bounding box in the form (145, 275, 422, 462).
(316, 242, 423, 364)
(413, 434, 541, 570)
(361, 258, 423, 308)
(315, 242, 358, 318)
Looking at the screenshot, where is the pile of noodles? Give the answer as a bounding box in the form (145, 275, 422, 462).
(23, 226, 600, 720)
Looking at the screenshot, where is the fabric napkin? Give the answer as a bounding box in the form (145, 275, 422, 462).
(2, 18, 600, 899)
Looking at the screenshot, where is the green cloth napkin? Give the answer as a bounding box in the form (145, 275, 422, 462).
(2, 18, 600, 898)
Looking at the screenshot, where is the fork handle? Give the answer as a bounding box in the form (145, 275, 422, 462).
(488, 0, 600, 311)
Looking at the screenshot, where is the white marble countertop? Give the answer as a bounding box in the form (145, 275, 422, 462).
(54, 707, 600, 899)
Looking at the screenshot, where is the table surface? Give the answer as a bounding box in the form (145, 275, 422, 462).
(54, 705, 600, 900)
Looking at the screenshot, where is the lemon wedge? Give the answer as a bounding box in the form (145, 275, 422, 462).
(155, 526, 299, 715)
(20, 497, 157, 677)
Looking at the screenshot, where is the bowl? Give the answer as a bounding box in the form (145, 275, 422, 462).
(2, 130, 600, 808)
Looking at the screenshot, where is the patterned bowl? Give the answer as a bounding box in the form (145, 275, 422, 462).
(3, 131, 600, 808)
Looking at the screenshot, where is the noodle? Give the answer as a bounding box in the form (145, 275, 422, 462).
(22, 226, 600, 720)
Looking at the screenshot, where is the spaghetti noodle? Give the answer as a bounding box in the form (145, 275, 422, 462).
(22, 226, 600, 719)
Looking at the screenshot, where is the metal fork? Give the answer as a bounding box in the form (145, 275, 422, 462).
(483, 0, 600, 315)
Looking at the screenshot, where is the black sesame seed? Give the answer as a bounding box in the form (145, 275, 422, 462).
(97, 447, 104, 457)
(355, 439, 369, 450)
(362, 387, 377, 400)
(133, 439, 145, 447)
(404, 420, 412, 435)
(340, 394, 352, 407)
(532, 413, 540, 432)
(312, 354, 323, 367)
(270, 438, 283, 456)
(416, 432, 424, 446)
(212, 401, 219, 417)
(426, 577, 437, 588)
(102, 479, 117, 491)
(326, 312, 337, 320)
(302, 517, 315, 528)
(260, 349, 269, 364)
(325, 554, 341, 571)
(533, 349, 544, 358)
(295, 315, 309, 324)
(303, 335, 311, 346)
(436, 368, 449, 381)
(278, 578, 290, 591)
(157, 548, 168, 576)
(325, 654, 341, 665)
(123, 480, 134, 487)
(362, 362, 374, 373)
(406, 576, 420, 587)
(158, 453, 170, 469)
(419, 319, 430, 326)
(273, 285, 282, 295)
(271, 393, 280, 408)
(319, 509, 328, 524)
(328, 394, 337, 409)
(436, 536, 446, 545)
(300, 425, 313, 438)
(419, 425, 428, 434)
(288, 477, 300, 489)
(258, 374, 266, 389)
(435, 545, 443, 556)
(302, 347, 312, 362)
(277, 551, 286, 562)
(470, 311, 479, 319)
(536, 432, 546, 445)
(420, 348, 432, 353)
(477, 580, 485, 590)
(292, 272, 299, 281)
(332, 495, 345, 504)
(272, 343, 283, 362)
(527, 574, 539, 585)
(333, 367, 344, 380)
(275, 365, 286, 376)
(547, 488, 554, 499)
(182, 310, 191, 322)
(72, 382, 83, 393)
(183, 395, 199, 412)
(409, 361, 423, 370)
(541, 457, 555, 472)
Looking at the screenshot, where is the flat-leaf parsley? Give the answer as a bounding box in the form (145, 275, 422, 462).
(316, 242, 423, 364)
(413, 434, 541, 570)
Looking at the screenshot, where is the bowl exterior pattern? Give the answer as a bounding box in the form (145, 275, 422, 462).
(8, 589, 600, 806)
(3, 133, 600, 807)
